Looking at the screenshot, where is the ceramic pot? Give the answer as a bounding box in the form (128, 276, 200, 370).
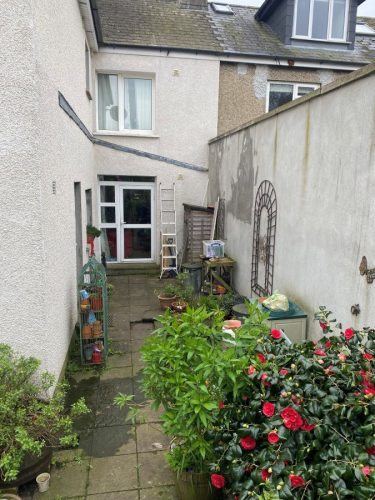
(36, 472, 50, 492)
(80, 299, 90, 311)
(92, 321, 102, 337)
(84, 343, 94, 361)
(82, 324, 92, 339)
(171, 300, 188, 313)
(158, 294, 177, 310)
(90, 296, 103, 311)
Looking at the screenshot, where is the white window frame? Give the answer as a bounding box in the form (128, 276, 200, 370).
(266, 81, 320, 112)
(292, 0, 350, 42)
(96, 71, 155, 136)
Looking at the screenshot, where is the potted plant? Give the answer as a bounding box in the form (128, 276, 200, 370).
(171, 273, 194, 313)
(86, 224, 101, 244)
(115, 303, 268, 499)
(157, 282, 178, 310)
(207, 307, 375, 499)
(90, 292, 103, 311)
(0, 344, 90, 487)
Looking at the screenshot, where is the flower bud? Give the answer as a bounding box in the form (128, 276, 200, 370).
(291, 364, 296, 369)
(268, 467, 272, 473)
(277, 485, 282, 491)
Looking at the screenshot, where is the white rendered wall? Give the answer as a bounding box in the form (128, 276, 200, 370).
(208, 67, 375, 338)
(0, 0, 97, 380)
(92, 50, 220, 259)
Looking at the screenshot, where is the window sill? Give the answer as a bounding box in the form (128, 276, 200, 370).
(291, 36, 351, 45)
(94, 131, 160, 139)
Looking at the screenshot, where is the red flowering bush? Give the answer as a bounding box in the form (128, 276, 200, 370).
(209, 306, 375, 499)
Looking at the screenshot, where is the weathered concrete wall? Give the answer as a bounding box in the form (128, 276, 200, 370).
(218, 63, 347, 135)
(209, 64, 375, 338)
(0, 0, 96, 379)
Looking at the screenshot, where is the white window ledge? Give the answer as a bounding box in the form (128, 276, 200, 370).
(94, 131, 160, 139)
(291, 37, 350, 45)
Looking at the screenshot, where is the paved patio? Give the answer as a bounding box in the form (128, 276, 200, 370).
(30, 273, 178, 500)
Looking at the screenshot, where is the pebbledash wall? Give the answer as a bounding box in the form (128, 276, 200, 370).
(208, 63, 375, 339)
(91, 49, 219, 259)
(0, 0, 97, 380)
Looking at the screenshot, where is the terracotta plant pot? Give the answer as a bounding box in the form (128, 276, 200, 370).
(80, 299, 90, 311)
(175, 471, 221, 500)
(90, 296, 103, 311)
(92, 320, 102, 337)
(158, 294, 177, 310)
(171, 300, 188, 313)
(82, 324, 92, 339)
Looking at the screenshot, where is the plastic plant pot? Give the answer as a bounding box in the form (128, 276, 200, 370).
(36, 472, 50, 492)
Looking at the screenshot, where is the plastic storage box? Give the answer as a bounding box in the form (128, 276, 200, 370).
(202, 240, 225, 258)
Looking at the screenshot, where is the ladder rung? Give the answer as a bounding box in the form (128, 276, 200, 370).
(162, 210, 175, 213)
(162, 244, 176, 247)
(162, 233, 176, 236)
(161, 188, 174, 191)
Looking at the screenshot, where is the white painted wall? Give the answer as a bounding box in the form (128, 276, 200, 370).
(0, 0, 97, 379)
(92, 50, 220, 259)
(209, 65, 375, 338)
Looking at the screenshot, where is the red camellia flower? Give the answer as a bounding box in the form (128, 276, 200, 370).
(219, 400, 224, 410)
(291, 394, 302, 406)
(362, 466, 371, 476)
(313, 349, 327, 357)
(344, 328, 354, 340)
(271, 329, 282, 340)
(261, 469, 271, 481)
(279, 368, 288, 376)
(289, 475, 305, 489)
(257, 353, 266, 364)
(319, 322, 328, 330)
(338, 353, 347, 362)
(211, 474, 225, 489)
(364, 388, 375, 396)
(281, 407, 303, 430)
(367, 446, 375, 455)
(301, 420, 316, 431)
(325, 340, 332, 348)
(268, 432, 279, 444)
(363, 353, 374, 361)
(260, 373, 271, 387)
(240, 436, 256, 450)
(262, 402, 275, 417)
(248, 365, 256, 375)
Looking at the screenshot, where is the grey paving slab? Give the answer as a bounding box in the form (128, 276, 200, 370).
(136, 401, 164, 424)
(110, 340, 131, 353)
(100, 366, 133, 381)
(138, 451, 175, 488)
(33, 461, 89, 499)
(92, 425, 136, 457)
(95, 401, 129, 428)
(87, 491, 139, 500)
(130, 339, 145, 352)
(140, 486, 177, 500)
(106, 353, 132, 368)
(87, 455, 138, 495)
(136, 424, 170, 453)
(109, 328, 132, 341)
(131, 322, 154, 340)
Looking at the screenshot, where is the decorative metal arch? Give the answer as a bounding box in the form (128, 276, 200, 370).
(251, 180, 277, 297)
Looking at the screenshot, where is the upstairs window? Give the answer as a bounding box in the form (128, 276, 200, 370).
(267, 82, 319, 112)
(294, 0, 349, 41)
(97, 73, 154, 133)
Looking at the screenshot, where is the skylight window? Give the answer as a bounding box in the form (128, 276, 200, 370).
(356, 23, 375, 35)
(212, 3, 233, 14)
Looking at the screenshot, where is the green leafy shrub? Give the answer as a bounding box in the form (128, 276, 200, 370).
(0, 344, 90, 482)
(208, 307, 375, 499)
(139, 304, 268, 473)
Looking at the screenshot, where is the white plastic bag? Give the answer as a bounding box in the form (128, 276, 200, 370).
(263, 292, 289, 312)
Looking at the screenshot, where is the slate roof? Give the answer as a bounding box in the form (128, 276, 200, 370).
(94, 0, 375, 66)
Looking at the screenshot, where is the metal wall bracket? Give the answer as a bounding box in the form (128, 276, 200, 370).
(359, 256, 375, 284)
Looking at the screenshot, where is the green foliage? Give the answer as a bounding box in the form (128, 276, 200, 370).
(208, 307, 375, 499)
(139, 303, 269, 473)
(0, 344, 90, 482)
(86, 225, 101, 238)
(196, 292, 244, 318)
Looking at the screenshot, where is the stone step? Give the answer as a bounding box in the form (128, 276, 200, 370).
(106, 263, 160, 276)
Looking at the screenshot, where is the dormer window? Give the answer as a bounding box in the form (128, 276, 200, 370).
(293, 0, 349, 42)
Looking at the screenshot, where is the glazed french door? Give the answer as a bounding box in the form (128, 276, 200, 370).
(120, 183, 154, 262)
(99, 181, 155, 263)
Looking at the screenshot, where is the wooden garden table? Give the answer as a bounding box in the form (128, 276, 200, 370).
(200, 255, 236, 294)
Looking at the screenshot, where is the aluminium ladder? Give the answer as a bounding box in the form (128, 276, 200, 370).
(159, 183, 178, 278)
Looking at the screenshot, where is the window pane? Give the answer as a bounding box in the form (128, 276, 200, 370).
(312, 0, 329, 39)
(101, 206, 116, 224)
(295, 0, 311, 36)
(268, 84, 294, 111)
(297, 86, 316, 96)
(331, 0, 346, 39)
(124, 78, 152, 130)
(123, 189, 151, 224)
(98, 74, 118, 130)
(101, 228, 117, 261)
(100, 185, 115, 203)
(124, 228, 151, 259)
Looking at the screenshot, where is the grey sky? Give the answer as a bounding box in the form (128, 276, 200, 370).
(209, 0, 375, 17)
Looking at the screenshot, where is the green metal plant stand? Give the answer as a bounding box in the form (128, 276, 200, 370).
(78, 256, 109, 365)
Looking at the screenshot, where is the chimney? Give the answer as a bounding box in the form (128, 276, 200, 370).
(179, 0, 208, 9)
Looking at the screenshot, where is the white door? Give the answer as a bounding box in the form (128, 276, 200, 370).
(120, 183, 154, 262)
